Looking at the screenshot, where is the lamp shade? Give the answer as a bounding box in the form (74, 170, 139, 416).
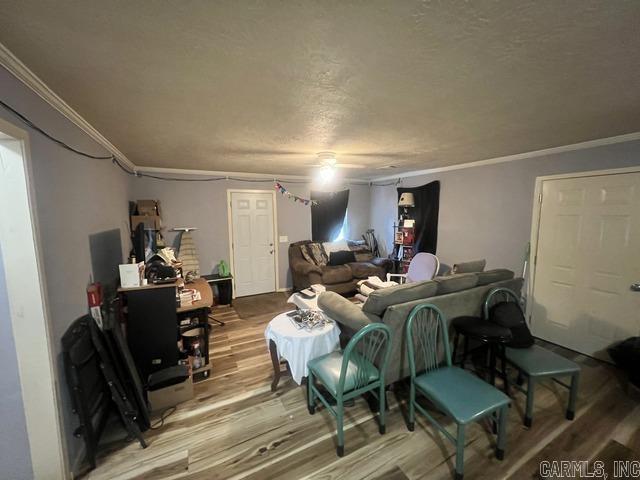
(398, 192, 415, 207)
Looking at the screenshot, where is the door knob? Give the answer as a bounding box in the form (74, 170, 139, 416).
(270, 250, 274, 254)
(631, 283, 640, 292)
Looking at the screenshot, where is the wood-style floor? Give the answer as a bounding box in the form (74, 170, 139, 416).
(85, 293, 640, 480)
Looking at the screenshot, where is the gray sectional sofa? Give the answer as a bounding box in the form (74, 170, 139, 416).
(318, 269, 523, 385)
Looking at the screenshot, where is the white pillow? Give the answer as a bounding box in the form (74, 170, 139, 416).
(323, 239, 350, 255)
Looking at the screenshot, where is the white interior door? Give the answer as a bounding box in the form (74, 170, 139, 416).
(531, 171, 640, 360)
(230, 191, 277, 297)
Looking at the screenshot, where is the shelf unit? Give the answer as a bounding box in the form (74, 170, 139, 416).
(392, 222, 416, 274)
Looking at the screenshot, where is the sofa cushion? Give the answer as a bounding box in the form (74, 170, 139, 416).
(301, 242, 328, 267)
(321, 265, 353, 284)
(363, 280, 438, 316)
(354, 252, 374, 262)
(476, 268, 514, 286)
(348, 261, 382, 279)
(434, 273, 479, 294)
(452, 259, 486, 274)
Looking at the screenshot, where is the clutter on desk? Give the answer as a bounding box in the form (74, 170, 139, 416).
(130, 199, 165, 254)
(119, 261, 145, 288)
(178, 288, 201, 307)
(177, 229, 200, 278)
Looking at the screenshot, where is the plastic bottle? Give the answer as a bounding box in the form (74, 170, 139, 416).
(193, 343, 203, 370)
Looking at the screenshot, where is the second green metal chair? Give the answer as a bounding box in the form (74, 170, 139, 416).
(406, 303, 510, 480)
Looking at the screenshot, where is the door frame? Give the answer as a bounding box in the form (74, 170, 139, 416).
(0, 117, 67, 478)
(226, 189, 279, 297)
(527, 165, 640, 326)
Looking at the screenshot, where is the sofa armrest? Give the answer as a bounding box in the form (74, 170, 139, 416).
(290, 258, 322, 275)
(318, 291, 377, 332)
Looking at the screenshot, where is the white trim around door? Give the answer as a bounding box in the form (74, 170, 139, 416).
(526, 166, 640, 356)
(227, 189, 279, 297)
(0, 117, 67, 479)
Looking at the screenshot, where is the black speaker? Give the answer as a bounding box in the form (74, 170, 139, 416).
(125, 286, 178, 382)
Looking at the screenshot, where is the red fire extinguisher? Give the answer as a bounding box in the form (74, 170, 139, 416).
(87, 282, 103, 328)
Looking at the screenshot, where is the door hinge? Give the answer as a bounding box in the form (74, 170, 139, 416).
(538, 193, 542, 203)
(534, 255, 537, 265)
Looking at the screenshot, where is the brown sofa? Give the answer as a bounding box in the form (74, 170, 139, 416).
(289, 240, 392, 294)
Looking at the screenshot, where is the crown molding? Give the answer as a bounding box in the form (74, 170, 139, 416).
(370, 131, 640, 182)
(135, 165, 370, 184)
(0, 42, 136, 170)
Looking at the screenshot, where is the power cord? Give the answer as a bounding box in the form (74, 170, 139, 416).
(149, 406, 177, 430)
(1, 98, 398, 187)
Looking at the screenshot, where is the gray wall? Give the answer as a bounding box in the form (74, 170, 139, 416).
(0, 244, 34, 480)
(130, 178, 371, 289)
(0, 66, 132, 473)
(371, 140, 640, 274)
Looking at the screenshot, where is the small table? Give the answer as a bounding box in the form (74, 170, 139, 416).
(264, 312, 340, 391)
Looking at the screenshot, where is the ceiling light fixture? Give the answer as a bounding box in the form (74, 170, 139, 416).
(316, 151, 337, 184)
(318, 164, 336, 184)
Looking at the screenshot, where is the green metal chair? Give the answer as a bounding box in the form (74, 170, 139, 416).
(307, 322, 392, 457)
(406, 304, 510, 480)
(484, 287, 580, 427)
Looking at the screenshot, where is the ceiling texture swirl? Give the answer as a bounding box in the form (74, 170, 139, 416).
(0, 0, 639, 178)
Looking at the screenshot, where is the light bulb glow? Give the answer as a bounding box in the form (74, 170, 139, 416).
(318, 165, 335, 184)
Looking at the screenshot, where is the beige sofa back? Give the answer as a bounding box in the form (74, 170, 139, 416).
(382, 277, 524, 384)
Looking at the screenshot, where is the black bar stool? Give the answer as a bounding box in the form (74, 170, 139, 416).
(451, 316, 512, 395)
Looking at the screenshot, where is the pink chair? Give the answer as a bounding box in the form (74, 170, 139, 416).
(387, 253, 440, 284)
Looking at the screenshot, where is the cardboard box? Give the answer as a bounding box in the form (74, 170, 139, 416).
(136, 199, 159, 216)
(130, 215, 161, 230)
(148, 376, 194, 413)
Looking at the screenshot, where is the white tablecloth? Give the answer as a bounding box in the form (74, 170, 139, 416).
(264, 312, 340, 384)
(287, 292, 319, 310)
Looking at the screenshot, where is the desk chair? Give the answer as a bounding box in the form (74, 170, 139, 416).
(406, 304, 510, 480)
(387, 252, 440, 284)
(307, 322, 392, 457)
(484, 288, 580, 427)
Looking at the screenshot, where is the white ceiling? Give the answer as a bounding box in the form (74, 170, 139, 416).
(1, 1, 639, 178)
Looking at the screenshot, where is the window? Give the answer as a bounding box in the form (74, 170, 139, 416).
(333, 210, 348, 241)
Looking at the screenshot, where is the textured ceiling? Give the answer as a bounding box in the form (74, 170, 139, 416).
(1, 1, 639, 178)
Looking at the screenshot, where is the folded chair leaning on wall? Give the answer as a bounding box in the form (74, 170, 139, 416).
(405, 303, 510, 480)
(484, 287, 580, 428)
(387, 252, 440, 284)
(307, 322, 392, 457)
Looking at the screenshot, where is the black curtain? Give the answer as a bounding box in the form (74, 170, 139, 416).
(311, 190, 350, 242)
(397, 181, 440, 254)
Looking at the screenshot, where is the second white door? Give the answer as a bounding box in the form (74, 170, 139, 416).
(531, 171, 640, 360)
(230, 191, 277, 297)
